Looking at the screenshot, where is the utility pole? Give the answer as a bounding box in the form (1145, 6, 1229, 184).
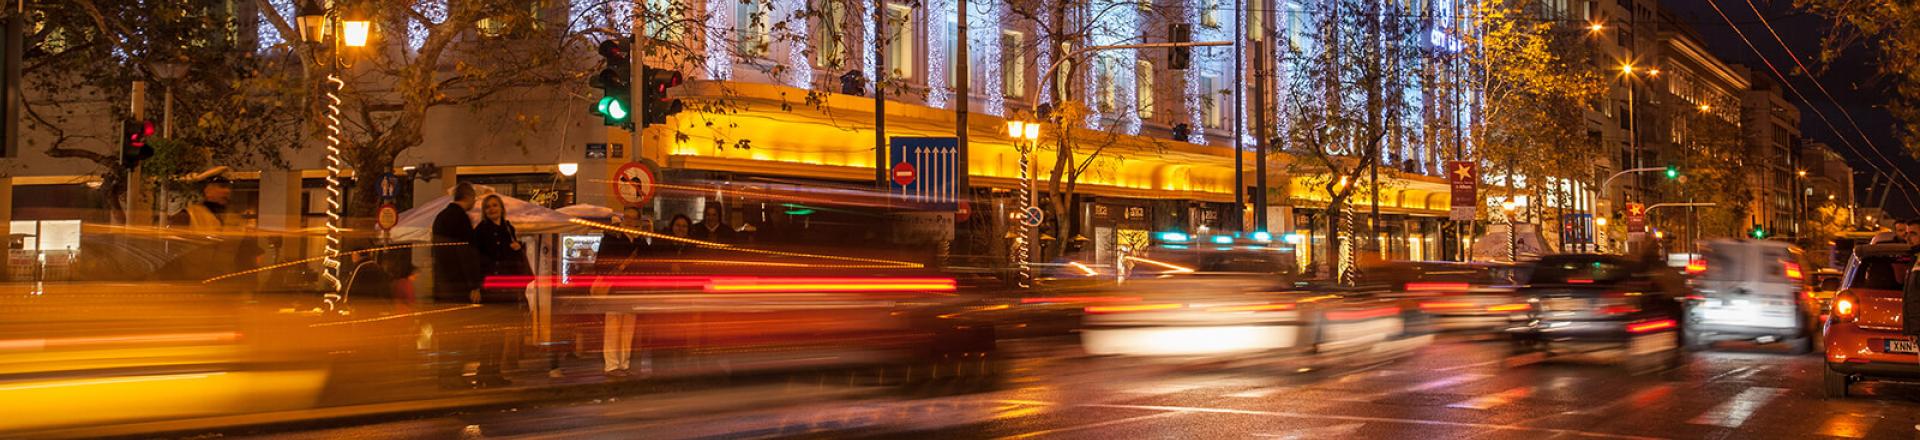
(956, 0, 969, 208)
(127, 81, 149, 226)
(1231, 0, 1244, 232)
(632, 4, 646, 163)
(1252, 36, 1269, 234)
(874, 0, 888, 189)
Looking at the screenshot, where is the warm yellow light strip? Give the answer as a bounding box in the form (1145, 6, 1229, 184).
(1124, 256, 1195, 274)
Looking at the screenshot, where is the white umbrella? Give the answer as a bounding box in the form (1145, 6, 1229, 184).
(391, 186, 589, 242)
(556, 204, 616, 219)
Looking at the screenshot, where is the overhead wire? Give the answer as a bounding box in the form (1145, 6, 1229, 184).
(1701, 0, 1920, 211)
(1729, 0, 1920, 199)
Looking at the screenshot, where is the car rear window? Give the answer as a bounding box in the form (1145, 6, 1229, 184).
(1531, 258, 1635, 284)
(1848, 255, 1913, 291)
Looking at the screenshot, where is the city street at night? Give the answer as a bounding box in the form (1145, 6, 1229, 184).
(208, 338, 1918, 440)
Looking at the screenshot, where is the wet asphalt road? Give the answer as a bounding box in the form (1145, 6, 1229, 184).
(245, 338, 1920, 440)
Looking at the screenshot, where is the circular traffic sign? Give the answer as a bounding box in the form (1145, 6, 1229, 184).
(613, 161, 658, 206)
(1019, 207, 1044, 227)
(891, 162, 917, 186)
(376, 203, 399, 230)
(955, 200, 972, 222)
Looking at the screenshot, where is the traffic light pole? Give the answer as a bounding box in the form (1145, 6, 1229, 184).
(127, 81, 149, 226)
(631, 12, 645, 166)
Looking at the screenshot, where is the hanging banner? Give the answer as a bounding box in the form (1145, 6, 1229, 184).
(1447, 161, 1477, 221)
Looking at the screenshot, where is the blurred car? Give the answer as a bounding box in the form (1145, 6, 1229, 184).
(1807, 268, 1843, 328)
(1075, 249, 1425, 365)
(1683, 240, 1813, 353)
(1506, 254, 1690, 372)
(1369, 260, 1529, 333)
(1820, 243, 1918, 398)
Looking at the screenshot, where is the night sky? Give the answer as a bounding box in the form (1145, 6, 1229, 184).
(1660, 0, 1917, 218)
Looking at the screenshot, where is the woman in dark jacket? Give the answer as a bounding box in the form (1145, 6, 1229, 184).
(473, 194, 531, 302)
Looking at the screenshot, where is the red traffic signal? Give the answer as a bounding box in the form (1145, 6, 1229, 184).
(122, 119, 155, 167)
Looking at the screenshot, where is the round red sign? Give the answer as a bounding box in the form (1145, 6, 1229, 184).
(890, 162, 917, 186)
(376, 203, 399, 230)
(613, 161, 658, 206)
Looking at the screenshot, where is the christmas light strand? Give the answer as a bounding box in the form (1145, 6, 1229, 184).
(320, 74, 346, 308)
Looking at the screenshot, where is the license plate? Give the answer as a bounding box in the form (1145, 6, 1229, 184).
(1886, 338, 1918, 354)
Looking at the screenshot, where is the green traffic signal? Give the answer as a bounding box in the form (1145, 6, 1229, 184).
(1665, 166, 1679, 179)
(1750, 226, 1765, 239)
(597, 96, 629, 123)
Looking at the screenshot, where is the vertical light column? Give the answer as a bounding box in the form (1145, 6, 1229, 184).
(704, 0, 734, 80)
(927, 0, 953, 108)
(779, 0, 813, 89)
(977, 0, 1004, 116)
(320, 74, 346, 306)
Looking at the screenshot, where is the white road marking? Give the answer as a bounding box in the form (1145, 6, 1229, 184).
(1447, 386, 1534, 410)
(1004, 401, 1664, 440)
(1360, 373, 1491, 400)
(1686, 387, 1789, 428)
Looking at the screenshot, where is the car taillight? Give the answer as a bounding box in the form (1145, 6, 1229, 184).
(1599, 304, 1641, 315)
(1685, 259, 1707, 275)
(1627, 319, 1677, 334)
(1783, 261, 1803, 280)
(1086, 303, 1184, 314)
(1832, 292, 1857, 322)
(1406, 282, 1470, 292)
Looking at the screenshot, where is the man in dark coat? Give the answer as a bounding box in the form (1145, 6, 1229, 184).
(693, 203, 736, 243)
(431, 183, 482, 303)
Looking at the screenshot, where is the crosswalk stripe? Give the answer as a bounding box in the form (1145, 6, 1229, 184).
(1447, 386, 1534, 410)
(1685, 387, 1789, 428)
(1361, 373, 1491, 400)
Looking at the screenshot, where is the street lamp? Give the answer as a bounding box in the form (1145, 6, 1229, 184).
(1006, 119, 1041, 288)
(557, 163, 579, 177)
(297, 0, 372, 310)
(1588, 22, 1605, 33)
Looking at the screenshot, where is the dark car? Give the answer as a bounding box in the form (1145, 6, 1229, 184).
(1369, 261, 1529, 333)
(1506, 254, 1691, 372)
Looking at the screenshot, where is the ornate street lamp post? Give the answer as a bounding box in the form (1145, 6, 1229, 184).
(1006, 120, 1041, 288)
(296, 0, 370, 310)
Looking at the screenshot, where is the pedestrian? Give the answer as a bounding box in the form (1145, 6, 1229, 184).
(389, 262, 419, 313)
(344, 246, 393, 302)
(693, 203, 736, 243)
(666, 214, 696, 255)
(596, 206, 655, 378)
(432, 183, 484, 303)
(430, 183, 498, 389)
(474, 194, 533, 302)
(1901, 219, 1920, 244)
(470, 194, 530, 386)
(171, 169, 263, 279)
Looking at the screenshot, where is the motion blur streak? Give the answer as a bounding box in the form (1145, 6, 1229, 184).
(570, 219, 924, 268)
(0, 372, 227, 392)
(307, 305, 482, 327)
(478, 275, 956, 293)
(1018, 296, 1142, 304)
(1487, 303, 1531, 312)
(1626, 319, 1678, 333)
(1068, 261, 1099, 276)
(0, 332, 240, 351)
(1085, 303, 1185, 314)
(1325, 307, 1400, 321)
(1207, 304, 1298, 312)
(201, 242, 466, 284)
(1123, 256, 1195, 274)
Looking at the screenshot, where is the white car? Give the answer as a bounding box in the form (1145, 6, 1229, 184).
(1684, 239, 1814, 353)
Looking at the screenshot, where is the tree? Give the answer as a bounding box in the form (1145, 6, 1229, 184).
(1274, 0, 1423, 279)
(1796, 0, 1920, 156)
(16, 1, 303, 221)
(1458, 0, 1604, 251)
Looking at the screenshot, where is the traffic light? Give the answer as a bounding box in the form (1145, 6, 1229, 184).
(121, 119, 155, 167)
(1664, 165, 1680, 179)
(1750, 226, 1766, 239)
(590, 38, 633, 127)
(1168, 23, 1192, 70)
(641, 65, 685, 126)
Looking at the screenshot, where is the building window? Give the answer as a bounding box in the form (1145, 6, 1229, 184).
(1136, 60, 1155, 119)
(1002, 31, 1026, 98)
(813, 0, 847, 69)
(883, 4, 914, 79)
(736, 0, 770, 57)
(1096, 56, 1119, 113)
(1201, 74, 1223, 129)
